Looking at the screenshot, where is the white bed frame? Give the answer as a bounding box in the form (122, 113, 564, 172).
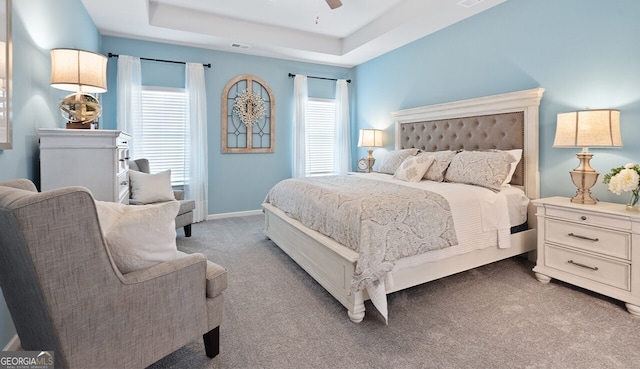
(263, 88, 545, 323)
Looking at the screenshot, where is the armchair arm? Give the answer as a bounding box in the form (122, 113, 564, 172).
(173, 190, 185, 200)
(120, 253, 207, 284)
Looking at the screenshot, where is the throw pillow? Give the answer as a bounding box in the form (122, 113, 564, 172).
(95, 200, 180, 274)
(129, 169, 175, 204)
(376, 148, 419, 174)
(419, 150, 457, 182)
(394, 155, 435, 182)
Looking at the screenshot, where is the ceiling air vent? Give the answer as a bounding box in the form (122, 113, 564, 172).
(230, 42, 250, 49)
(457, 0, 483, 7)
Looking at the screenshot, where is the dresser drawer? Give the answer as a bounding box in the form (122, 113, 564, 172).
(118, 171, 129, 203)
(545, 244, 630, 291)
(545, 219, 630, 260)
(117, 148, 129, 174)
(545, 206, 631, 230)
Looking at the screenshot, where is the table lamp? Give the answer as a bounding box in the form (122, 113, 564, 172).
(50, 49, 107, 129)
(357, 129, 383, 172)
(553, 109, 622, 204)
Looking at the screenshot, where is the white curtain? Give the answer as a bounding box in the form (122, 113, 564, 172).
(116, 55, 142, 156)
(185, 63, 209, 222)
(292, 75, 308, 178)
(334, 79, 351, 175)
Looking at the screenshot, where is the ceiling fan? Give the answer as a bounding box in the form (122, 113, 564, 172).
(326, 0, 343, 9)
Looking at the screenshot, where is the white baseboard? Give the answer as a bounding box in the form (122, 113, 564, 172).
(2, 334, 20, 351)
(206, 209, 262, 221)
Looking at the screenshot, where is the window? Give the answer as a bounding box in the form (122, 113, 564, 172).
(305, 98, 337, 176)
(137, 86, 188, 186)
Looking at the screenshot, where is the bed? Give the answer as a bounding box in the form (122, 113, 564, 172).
(263, 88, 545, 323)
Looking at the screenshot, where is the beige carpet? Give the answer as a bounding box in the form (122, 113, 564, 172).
(147, 215, 640, 369)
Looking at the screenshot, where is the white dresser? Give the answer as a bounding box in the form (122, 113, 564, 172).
(532, 196, 640, 317)
(39, 128, 131, 203)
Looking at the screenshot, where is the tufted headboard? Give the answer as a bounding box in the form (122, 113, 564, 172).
(391, 88, 544, 199)
(398, 111, 525, 185)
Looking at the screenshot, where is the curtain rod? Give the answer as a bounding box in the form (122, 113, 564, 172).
(108, 53, 211, 69)
(288, 73, 351, 83)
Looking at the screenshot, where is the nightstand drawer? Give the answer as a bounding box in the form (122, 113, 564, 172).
(545, 244, 630, 291)
(546, 207, 631, 230)
(545, 219, 630, 260)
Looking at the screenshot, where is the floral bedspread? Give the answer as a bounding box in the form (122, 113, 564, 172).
(264, 175, 458, 294)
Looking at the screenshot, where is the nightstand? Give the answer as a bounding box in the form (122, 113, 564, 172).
(532, 196, 640, 316)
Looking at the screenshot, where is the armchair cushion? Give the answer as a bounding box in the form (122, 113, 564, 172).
(129, 169, 175, 204)
(95, 200, 180, 273)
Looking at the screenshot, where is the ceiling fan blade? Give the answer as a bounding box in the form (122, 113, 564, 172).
(326, 0, 343, 9)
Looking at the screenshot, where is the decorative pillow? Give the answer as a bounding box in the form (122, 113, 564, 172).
(501, 149, 523, 186)
(376, 148, 419, 174)
(394, 155, 435, 182)
(418, 150, 457, 182)
(129, 169, 175, 204)
(444, 150, 516, 191)
(95, 200, 180, 274)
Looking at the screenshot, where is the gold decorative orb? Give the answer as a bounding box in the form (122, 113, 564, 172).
(60, 92, 102, 123)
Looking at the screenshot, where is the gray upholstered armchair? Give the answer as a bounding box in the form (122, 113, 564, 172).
(0, 179, 226, 368)
(128, 158, 195, 237)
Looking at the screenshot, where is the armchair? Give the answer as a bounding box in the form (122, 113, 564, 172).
(128, 159, 195, 237)
(0, 179, 226, 368)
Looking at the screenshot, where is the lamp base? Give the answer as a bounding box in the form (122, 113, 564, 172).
(569, 152, 599, 205)
(66, 121, 95, 129)
(367, 148, 375, 173)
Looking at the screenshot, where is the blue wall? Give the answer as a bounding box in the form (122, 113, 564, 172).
(100, 37, 352, 214)
(0, 0, 102, 349)
(354, 0, 640, 204)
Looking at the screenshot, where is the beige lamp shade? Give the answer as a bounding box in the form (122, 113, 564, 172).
(553, 109, 623, 205)
(553, 109, 622, 148)
(50, 49, 107, 93)
(357, 129, 383, 148)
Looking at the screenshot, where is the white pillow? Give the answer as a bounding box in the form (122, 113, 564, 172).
(95, 200, 180, 274)
(394, 155, 435, 182)
(501, 149, 523, 186)
(129, 169, 175, 204)
(376, 148, 420, 174)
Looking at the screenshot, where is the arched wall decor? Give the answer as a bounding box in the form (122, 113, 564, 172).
(222, 74, 275, 153)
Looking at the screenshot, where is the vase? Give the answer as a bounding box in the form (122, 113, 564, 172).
(626, 190, 640, 211)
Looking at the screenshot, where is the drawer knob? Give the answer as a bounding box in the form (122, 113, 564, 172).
(568, 232, 599, 242)
(580, 216, 587, 221)
(120, 181, 128, 186)
(568, 259, 599, 271)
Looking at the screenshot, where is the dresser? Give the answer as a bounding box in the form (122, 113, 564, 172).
(532, 197, 640, 316)
(39, 128, 131, 203)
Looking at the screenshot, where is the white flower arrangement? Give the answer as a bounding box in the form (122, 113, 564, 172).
(233, 89, 266, 127)
(603, 163, 640, 207)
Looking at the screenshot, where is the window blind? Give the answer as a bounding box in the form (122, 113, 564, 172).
(305, 98, 336, 176)
(139, 86, 188, 186)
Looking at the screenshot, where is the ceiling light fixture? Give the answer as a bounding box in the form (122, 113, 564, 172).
(325, 0, 342, 10)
